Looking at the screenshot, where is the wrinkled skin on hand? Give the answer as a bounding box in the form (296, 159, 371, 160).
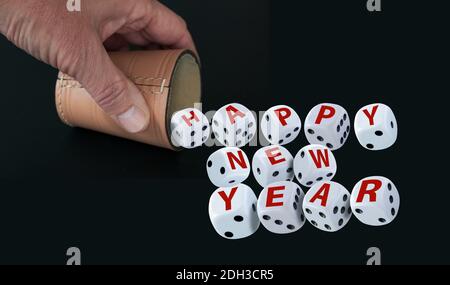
(0, 0, 197, 133)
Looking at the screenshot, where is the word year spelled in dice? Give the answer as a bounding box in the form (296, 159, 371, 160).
(208, 177, 400, 239)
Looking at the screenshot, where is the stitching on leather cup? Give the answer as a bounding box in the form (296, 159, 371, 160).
(56, 79, 72, 126)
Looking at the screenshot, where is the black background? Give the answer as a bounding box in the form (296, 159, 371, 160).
(0, 0, 448, 265)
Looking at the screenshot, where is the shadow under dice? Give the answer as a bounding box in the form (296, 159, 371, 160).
(170, 108, 210, 148)
(350, 176, 400, 226)
(206, 147, 250, 187)
(354, 103, 398, 151)
(303, 181, 352, 232)
(257, 181, 306, 234)
(294, 144, 337, 188)
(252, 145, 294, 187)
(304, 103, 350, 151)
(212, 103, 257, 147)
(209, 184, 260, 239)
(260, 105, 302, 145)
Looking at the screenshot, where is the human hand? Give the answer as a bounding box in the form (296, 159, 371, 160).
(0, 0, 197, 133)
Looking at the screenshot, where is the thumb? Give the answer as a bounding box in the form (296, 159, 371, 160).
(73, 40, 149, 133)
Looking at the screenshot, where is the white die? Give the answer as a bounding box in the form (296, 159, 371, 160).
(211, 103, 257, 147)
(209, 184, 260, 239)
(350, 176, 400, 226)
(260, 105, 302, 145)
(206, 147, 250, 187)
(257, 181, 306, 234)
(354, 103, 398, 150)
(252, 145, 294, 187)
(302, 181, 352, 232)
(304, 103, 350, 151)
(293, 144, 337, 188)
(170, 108, 210, 148)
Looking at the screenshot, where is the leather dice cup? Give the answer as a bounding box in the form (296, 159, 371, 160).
(55, 49, 201, 150)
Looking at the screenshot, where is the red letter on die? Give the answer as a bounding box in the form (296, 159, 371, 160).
(226, 105, 246, 124)
(266, 185, 285, 207)
(309, 183, 331, 207)
(315, 105, 336, 124)
(265, 147, 286, 166)
(182, 111, 200, 127)
(227, 150, 248, 170)
(274, 107, 292, 126)
(362, 105, 379, 126)
(218, 187, 238, 211)
(356, 179, 382, 203)
(308, 149, 330, 168)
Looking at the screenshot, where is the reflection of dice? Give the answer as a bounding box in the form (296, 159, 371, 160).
(302, 181, 352, 232)
(209, 184, 260, 239)
(252, 145, 294, 187)
(350, 176, 400, 226)
(206, 147, 250, 187)
(293, 144, 337, 188)
(354, 103, 398, 151)
(170, 108, 210, 148)
(260, 105, 302, 145)
(257, 181, 306, 234)
(304, 103, 350, 151)
(211, 103, 257, 147)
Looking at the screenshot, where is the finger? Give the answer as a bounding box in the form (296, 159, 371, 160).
(74, 37, 150, 133)
(140, 0, 198, 55)
(120, 31, 152, 46)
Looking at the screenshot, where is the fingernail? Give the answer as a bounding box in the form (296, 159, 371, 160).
(117, 105, 148, 133)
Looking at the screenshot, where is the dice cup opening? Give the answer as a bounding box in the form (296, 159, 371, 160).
(55, 49, 202, 150)
(166, 52, 202, 149)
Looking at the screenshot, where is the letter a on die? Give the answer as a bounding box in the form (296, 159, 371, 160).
(302, 181, 352, 232)
(212, 103, 257, 147)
